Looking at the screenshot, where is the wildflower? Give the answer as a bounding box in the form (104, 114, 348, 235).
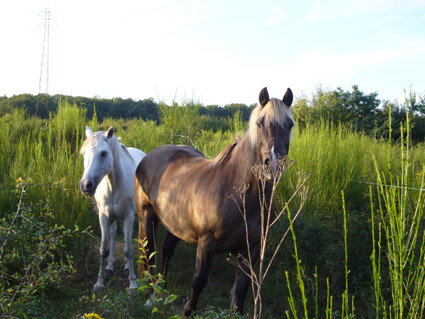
(83, 313, 103, 319)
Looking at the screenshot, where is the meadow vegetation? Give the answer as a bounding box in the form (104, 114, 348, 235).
(1, 90, 425, 318)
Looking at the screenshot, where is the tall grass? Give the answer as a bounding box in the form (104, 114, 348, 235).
(282, 121, 370, 214)
(282, 107, 425, 319)
(0, 102, 92, 229)
(2, 101, 425, 318)
(371, 108, 425, 318)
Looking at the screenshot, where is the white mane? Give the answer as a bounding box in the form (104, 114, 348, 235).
(80, 132, 131, 160)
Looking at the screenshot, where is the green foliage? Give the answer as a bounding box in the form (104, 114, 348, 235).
(1, 92, 425, 318)
(292, 85, 425, 143)
(136, 237, 180, 319)
(0, 94, 161, 122)
(73, 236, 180, 319)
(0, 102, 93, 229)
(193, 306, 243, 319)
(88, 105, 99, 132)
(289, 122, 367, 213)
(292, 85, 380, 131)
(50, 100, 87, 153)
(121, 118, 169, 153)
(0, 180, 91, 318)
(159, 100, 202, 145)
(405, 89, 425, 116)
(76, 291, 150, 319)
(371, 109, 425, 319)
(284, 193, 355, 319)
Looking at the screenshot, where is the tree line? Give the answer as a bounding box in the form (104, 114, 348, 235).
(293, 85, 425, 142)
(1, 85, 424, 141)
(0, 94, 255, 125)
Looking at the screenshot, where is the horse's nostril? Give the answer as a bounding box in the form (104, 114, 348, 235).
(81, 180, 93, 192)
(264, 158, 269, 166)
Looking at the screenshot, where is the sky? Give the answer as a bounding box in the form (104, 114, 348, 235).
(0, 0, 424, 106)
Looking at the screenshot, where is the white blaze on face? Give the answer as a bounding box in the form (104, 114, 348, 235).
(270, 146, 278, 175)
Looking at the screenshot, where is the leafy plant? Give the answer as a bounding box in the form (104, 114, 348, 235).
(0, 179, 90, 318)
(76, 291, 141, 319)
(193, 306, 243, 319)
(137, 237, 180, 319)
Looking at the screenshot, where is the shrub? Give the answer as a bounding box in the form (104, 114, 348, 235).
(0, 180, 91, 318)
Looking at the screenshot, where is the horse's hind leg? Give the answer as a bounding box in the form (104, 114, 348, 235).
(105, 220, 117, 279)
(184, 236, 216, 316)
(94, 213, 112, 292)
(122, 212, 137, 291)
(160, 232, 180, 278)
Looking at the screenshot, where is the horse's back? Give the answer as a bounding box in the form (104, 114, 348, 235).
(136, 144, 216, 243)
(136, 144, 205, 202)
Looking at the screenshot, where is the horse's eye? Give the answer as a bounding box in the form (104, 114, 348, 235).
(101, 151, 108, 157)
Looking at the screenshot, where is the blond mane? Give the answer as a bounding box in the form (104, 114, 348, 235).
(248, 98, 295, 148)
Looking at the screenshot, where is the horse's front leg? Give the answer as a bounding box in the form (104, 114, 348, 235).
(94, 213, 112, 292)
(136, 203, 158, 306)
(231, 240, 261, 314)
(137, 204, 158, 276)
(122, 212, 137, 292)
(105, 220, 117, 278)
(184, 236, 216, 316)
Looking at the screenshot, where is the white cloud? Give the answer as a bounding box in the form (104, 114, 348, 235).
(303, 0, 323, 22)
(267, 7, 285, 25)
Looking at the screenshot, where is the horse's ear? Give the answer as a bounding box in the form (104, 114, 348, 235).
(259, 87, 270, 107)
(85, 126, 93, 138)
(282, 88, 293, 107)
(106, 126, 115, 139)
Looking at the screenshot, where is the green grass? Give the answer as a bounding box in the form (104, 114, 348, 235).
(1, 102, 425, 318)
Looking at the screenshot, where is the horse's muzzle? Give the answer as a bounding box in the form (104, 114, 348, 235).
(264, 155, 287, 182)
(80, 179, 96, 196)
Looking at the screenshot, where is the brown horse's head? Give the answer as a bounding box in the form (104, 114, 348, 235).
(248, 87, 295, 180)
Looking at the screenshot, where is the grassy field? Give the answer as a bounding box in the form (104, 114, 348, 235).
(1, 102, 424, 318)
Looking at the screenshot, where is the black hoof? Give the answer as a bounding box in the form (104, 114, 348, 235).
(105, 269, 114, 279)
(129, 288, 137, 297)
(93, 285, 105, 294)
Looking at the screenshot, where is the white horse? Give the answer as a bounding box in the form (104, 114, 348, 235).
(80, 126, 145, 292)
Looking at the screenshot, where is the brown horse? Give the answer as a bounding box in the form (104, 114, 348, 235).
(135, 87, 295, 316)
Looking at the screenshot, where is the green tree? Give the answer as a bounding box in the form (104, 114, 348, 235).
(292, 85, 380, 133)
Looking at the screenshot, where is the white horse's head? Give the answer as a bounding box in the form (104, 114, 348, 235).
(80, 126, 116, 196)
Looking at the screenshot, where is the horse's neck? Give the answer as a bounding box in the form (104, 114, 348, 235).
(229, 134, 261, 186)
(106, 143, 131, 189)
(228, 135, 273, 212)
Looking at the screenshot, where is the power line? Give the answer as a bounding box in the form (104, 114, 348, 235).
(38, 7, 50, 94)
